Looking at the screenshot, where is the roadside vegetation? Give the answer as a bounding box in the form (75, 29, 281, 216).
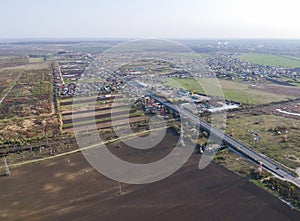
(225, 114, 300, 169)
(215, 149, 300, 211)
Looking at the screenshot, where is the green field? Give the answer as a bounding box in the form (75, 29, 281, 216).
(175, 52, 211, 59)
(163, 78, 294, 105)
(29, 57, 44, 63)
(239, 53, 300, 68)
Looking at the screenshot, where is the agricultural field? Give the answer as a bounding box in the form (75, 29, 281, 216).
(3, 142, 300, 220)
(173, 52, 211, 59)
(29, 57, 45, 63)
(163, 78, 297, 105)
(215, 149, 300, 210)
(62, 42, 116, 53)
(0, 67, 59, 145)
(0, 56, 29, 68)
(119, 59, 175, 75)
(0, 70, 20, 98)
(238, 53, 300, 68)
(60, 95, 147, 134)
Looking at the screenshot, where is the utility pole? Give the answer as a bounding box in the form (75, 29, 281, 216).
(4, 156, 10, 176)
(118, 182, 123, 195)
(253, 136, 259, 147)
(258, 161, 263, 176)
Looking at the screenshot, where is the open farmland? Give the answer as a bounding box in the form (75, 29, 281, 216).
(0, 56, 29, 68)
(0, 39, 300, 220)
(60, 95, 147, 133)
(238, 53, 300, 68)
(119, 59, 176, 75)
(0, 69, 53, 119)
(0, 67, 59, 145)
(29, 57, 45, 63)
(1, 148, 300, 221)
(0, 70, 20, 99)
(163, 78, 296, 105)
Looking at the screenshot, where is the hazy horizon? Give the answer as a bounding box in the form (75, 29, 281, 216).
(1, 0, 300, 39)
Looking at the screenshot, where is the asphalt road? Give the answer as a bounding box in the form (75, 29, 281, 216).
(149, 93, 300, 187)
(119, 77, 300, 187)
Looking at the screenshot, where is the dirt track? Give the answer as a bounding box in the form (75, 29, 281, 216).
(0, 131, 300, 221)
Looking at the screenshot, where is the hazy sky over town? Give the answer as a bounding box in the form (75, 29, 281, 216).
(1, 0, 300, 39)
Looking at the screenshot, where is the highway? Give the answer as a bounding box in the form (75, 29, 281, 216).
(123, 79, 300, 186)
(148, 93, 300, 187)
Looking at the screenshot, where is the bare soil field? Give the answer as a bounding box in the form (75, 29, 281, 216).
(0, 131, 299, 221)
(61, 96, 145, 133)
(0, 62, 50, 71)
(249, 84, 300, 97)
(63, 109, 137, 125)
(63, 116, 148, 133)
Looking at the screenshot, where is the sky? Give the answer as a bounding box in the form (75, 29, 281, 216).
(0, 0, 300, 39)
